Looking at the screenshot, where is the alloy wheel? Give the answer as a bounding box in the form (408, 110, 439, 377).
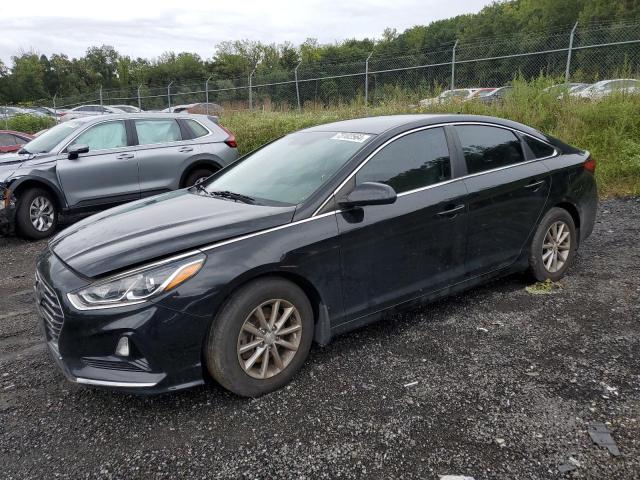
(237, 299, 302, 379)
(29, 196, 55, 232)
(542, 221, 571, 273)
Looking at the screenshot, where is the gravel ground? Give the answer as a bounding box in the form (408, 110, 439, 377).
(0, 198, 639, 479)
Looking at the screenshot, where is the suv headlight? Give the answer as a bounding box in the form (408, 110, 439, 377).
(68, 253, 205, 310)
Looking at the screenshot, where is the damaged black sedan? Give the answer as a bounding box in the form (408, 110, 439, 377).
(35, 115, 597, 397)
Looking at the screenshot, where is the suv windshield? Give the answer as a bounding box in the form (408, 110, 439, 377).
(21, 121, 82, 154)
(201, 131, 374, 205)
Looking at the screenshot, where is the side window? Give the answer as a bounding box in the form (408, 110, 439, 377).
(524, 136, 555, 159)
(69, 121, 127, 151)
(185, 119, 209, 138)
(134, 119, 182, 145)
(356, 128, 451, 194)
(0, 133, 16, 146)
(455, 125, 524, 174)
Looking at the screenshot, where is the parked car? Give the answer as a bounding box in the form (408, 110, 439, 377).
(0, 130, 34, 154)
(543, 82, 590, 94)
(478, 86, 514, 103)
(33, 114, 597, 397)
(111, 105, 142, 113)
(60, 105, 126, 122)
(571, 79, 639, 99)
(419, 89, 481, 107)
(27, 106, 63, 118)
(0, 106, 31, 119)
(0, 113, 238, 239)
(465, 87, 498, 101)
(162, 103, 224, 114)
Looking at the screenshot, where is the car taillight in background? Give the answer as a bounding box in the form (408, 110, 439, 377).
(584, 155, 596, 173)
(219, 124, 237, 148)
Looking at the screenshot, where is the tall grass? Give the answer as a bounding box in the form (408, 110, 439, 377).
(221, 78, 640, 197)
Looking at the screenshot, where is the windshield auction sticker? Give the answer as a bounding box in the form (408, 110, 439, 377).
(331, 132, 371, 143)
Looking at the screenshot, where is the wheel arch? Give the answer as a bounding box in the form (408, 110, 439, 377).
(553, 200, 581, 237)
(9, 177, 66, 211)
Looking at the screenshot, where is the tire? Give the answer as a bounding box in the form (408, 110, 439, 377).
(528, 207, 577, 282)
(205, 278, 314, 397)
(184, 168, 215, 187)
(15, 188, 58, 240)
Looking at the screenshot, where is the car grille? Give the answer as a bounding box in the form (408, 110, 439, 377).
(34, 270, 65, 348)
(82, 358, 151, 372)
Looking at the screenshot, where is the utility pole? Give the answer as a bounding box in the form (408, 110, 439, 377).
(365, 51, 373, 106)
(451, 40, 459, 90)
(294, 61, 302, 110)
(566, 21, 579, 83)
(167, 81, 174, 110)
(248, 66, 257, 110)
(205, 75, 213, 114)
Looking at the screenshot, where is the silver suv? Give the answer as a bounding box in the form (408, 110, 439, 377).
(0, 113, 238, 239)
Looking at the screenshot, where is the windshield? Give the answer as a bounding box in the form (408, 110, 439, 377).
(202, 131, 374, 205)
(22, 120, 81, 154)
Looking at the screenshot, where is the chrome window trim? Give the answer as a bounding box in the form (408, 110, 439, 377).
(312, 121, 558, 216)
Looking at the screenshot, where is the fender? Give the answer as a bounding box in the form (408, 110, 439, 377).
(7, 172, 68, 210)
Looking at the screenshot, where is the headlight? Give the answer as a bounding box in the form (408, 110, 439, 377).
(67, 253, 205, 310)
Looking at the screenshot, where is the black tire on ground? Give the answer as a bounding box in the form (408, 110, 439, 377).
(15, 187, 58, 240)
(184, 168, 215, 187)
(205, 277, 314, 397)
(528, 207, 577, 282)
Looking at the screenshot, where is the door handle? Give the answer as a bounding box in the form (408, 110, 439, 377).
(178, 147, 193, 153)
(116, 153, 134, 160)
(524, 179, 545, 190)
(436, 204, 465, 218)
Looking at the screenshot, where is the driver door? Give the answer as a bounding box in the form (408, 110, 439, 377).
(56, 120, 140, 208)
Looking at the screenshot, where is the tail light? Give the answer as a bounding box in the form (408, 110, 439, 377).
(584, 155, 596, 173)
(219, 124, 237, 148)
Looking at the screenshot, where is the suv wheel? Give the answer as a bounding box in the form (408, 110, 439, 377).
(528, 207, 577, 282)
(184, 168, 215, 187)
(205, 278, 314, 397)
(15, 188, 58, 240)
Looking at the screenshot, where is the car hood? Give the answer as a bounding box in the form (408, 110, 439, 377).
(0, 153, 57, 182)
(49, 190, 297, 278)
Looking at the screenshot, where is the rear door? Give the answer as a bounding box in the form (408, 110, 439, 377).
(335, 127, 468, 322)
(454, 124, 551, 277)
(56, 120, 140, 208)
(131, 118, 194, 196)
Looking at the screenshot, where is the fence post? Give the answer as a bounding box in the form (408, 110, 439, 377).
(294, 61, 302, 110)
(53, 94, 57, 118)
(137, 84, 142, 111)
(99, 85, 103, 109)
(451, 40, 459, 90)
(205, 75, 213, 114)
(565, 21, 579, 83)
(248, 67, 256, 110)
(365, 51, 373, 106)
(167, 81, 174, 110)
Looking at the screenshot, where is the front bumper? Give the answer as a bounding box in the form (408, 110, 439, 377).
(35, 249, 212, 394)
(0, 186, 17, 235)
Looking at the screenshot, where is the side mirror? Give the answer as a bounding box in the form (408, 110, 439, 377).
(338, 182, 397, 208)
(67, 144, 89, 160)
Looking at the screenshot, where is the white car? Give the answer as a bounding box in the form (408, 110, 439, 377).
(111, 104, 142, 113)
(419, 88, 481, 107)
(571, 79, 639, 99)
(59, 104, 126, 122)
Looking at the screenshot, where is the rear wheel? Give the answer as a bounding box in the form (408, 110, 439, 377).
(184, 168, 215, 187)
(528, 207, 577, 282)
(15, 188, 58, 240)
(205, 278, 314, 397)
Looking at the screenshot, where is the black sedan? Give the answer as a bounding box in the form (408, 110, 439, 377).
(35, 114, 597, 396)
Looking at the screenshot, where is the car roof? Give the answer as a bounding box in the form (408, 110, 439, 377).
(68, 112, 211, 125)
(301, 114, 543, 136)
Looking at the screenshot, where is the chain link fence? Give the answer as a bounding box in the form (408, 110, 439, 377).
(7, 21, 640, 115)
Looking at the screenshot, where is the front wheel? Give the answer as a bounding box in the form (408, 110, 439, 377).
(205, 278, 314, 397)
(184, 168, 215, 187)
(15, 188, 59, 240)
(528, 207, 577, 282)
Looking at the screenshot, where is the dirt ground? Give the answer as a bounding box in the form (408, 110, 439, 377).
(1, 198, 639, 479)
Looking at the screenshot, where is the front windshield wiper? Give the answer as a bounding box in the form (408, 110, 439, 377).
(209, 190, 256, 204)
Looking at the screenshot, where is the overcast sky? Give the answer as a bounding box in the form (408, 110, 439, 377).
(0, 0, 492, 65)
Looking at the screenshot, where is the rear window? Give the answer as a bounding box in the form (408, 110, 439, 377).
(524, 136, 555, 159)
(186, 120, 209, 138)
